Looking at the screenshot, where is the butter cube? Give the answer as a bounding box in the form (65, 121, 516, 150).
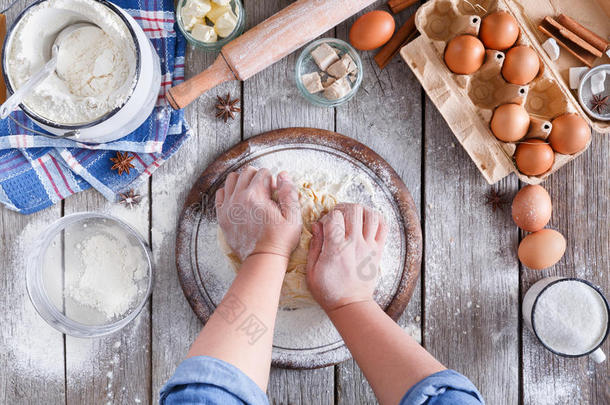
(182, 0, 211, 18)
(181, 0, 211, 30)
(181, 14, 199, 31)
(302, 72, 323, 93)
(214, 10, 238, 37)
(311, 43, 339, 71)
(191, 23, 217, 42)
(187, 0, 212, 13)
(181, 8, 202, 30)
(207, 4, 232, 23)
(323, 77, 351, 100)
(327, 54, 357, 78)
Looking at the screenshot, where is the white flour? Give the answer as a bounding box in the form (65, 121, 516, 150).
(67, 232, 147, 319)
(534, 280, 608, 355)
(6, 0, 136, 124)
(187, 144, 411, 366)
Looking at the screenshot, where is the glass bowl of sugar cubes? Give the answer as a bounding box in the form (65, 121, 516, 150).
(296, 38, 363, 107)
(176, 0, 245, 50)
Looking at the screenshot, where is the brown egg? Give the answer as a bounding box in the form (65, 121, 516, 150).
(444, 35, 485, 74)
(491, 103, 530, 142)
(349, 10, 395, 51)
(512, 185, 552, 232)
(502, 45, 540, 85)
(514, 139, 554, 176)
(479, 11, 520, 50)
(548, 113, 591, 155)
(518, 229, 566, 270)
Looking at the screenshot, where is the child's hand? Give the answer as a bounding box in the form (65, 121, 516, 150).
(306, 203, 388, 313)
(215, 166, 302, 261)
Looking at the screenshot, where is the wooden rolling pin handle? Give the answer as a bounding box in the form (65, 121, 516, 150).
(167, 54, 236, 110)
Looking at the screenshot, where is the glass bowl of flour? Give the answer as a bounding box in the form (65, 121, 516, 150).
(25, 213, 153, 338)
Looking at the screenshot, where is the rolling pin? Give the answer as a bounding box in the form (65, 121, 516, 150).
(167, 0, 376, 110)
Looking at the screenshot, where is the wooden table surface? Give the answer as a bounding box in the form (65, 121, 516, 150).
(1, 1, 609, 404)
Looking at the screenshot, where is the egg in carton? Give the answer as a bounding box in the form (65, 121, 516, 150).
(400, 0, 592, 185)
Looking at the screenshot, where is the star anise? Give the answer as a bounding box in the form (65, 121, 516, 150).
(484, 188, 508, 212)
(118, 189, 141, 209)
(110, 151, 136, 176)
(215, 93, 241, 122)
(590, 94, 608, 114)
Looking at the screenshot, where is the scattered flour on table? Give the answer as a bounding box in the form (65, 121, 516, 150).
(8, 195, 151, 383)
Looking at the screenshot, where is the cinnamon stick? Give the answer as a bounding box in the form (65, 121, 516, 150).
(557, 13, 608, 53)
(388, 0, 418, 14)
(543, 16, 603, 57)
(537, 23, 596, 67)
(375, 14, 417, 69)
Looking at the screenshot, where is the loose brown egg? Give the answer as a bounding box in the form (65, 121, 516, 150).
(491, 103, 530, 142)
(548, 113, 591, 155)
(479, 11, 520, 50)
(512, 185, 552, 232)
(444, 35, 485, 74)
(349, 10, 395, 51)
(518, 229, 566, 270)
(514, 139, 554, 176)
(502, 45, 540, 85)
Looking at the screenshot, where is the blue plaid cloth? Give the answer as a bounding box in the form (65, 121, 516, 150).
(0, 0, 190, 214)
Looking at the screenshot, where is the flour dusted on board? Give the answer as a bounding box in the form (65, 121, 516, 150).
(187, 145, 407, 366)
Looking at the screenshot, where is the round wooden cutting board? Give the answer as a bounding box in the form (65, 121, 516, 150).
(176, 127, 422, 369)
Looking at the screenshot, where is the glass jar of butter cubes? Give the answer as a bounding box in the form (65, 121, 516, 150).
(176, 0, 245, 50)
(296, 38, 363, 107)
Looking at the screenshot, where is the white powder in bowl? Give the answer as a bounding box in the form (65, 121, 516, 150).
(6, 0, 136, 124)
(534, 280, 609, 355)
(66, 231, 148, 320)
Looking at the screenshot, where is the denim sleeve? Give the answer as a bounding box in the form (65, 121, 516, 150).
(400, 370, 485, 405)
(160, 356, 269, 405)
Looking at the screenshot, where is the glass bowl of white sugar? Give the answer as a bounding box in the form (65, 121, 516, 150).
(25, 213, 153, 338)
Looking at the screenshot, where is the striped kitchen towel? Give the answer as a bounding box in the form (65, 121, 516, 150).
(0, 0, 191, 214)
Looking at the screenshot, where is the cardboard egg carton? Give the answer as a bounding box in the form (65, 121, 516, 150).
(400, 0, 609, 184)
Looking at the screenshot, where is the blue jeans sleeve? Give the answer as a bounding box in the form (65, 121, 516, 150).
(160, 356, 269, 405)
(400, 370, 485, 405)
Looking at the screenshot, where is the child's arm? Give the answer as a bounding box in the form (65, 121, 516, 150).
(306, 204, 483, 405)
(186, 166, 302, 391)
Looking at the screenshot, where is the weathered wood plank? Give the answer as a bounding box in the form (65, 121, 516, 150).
(423, 95, 520, 405)
(242, 1, 336, 403)
(521, 131, 610, 405)
(0, 206, 66, 405)
(334, 2, 424, 404)
(150, 43, 242, 399)
(62, 188, 151, 405)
